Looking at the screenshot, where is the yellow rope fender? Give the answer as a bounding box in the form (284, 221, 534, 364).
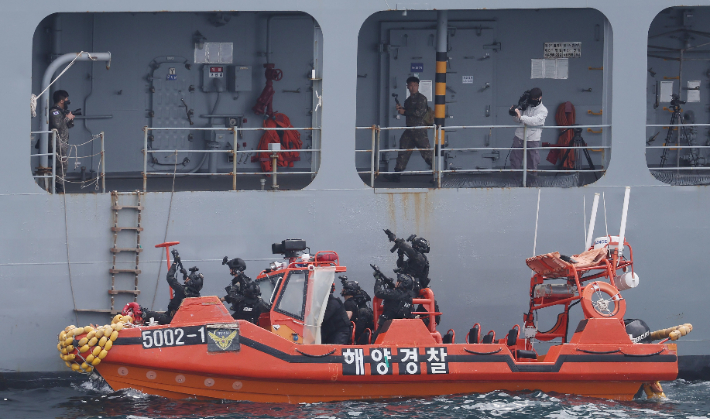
(643, 381, 666, 399)
(649, 323, 693, 341)
(56, 317, 133, 374)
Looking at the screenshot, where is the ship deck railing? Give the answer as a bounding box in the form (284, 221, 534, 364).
(31, 129, 107, 194)
(356, 124, 611, 187)
(142, 126, 321, 192)
(646, 123, 710, 172)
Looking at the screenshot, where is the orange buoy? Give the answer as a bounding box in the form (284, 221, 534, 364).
(581, 282, 626, 319)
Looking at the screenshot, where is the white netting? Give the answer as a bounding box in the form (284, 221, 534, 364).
(55, 133, 104, 191)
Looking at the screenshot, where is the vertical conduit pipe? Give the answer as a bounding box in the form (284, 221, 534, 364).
(143, 126, 148, 192)
(232, 127, 238, 190)
(435, 11, 448, 184)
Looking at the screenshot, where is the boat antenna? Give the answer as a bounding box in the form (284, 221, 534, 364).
(585, 193, 600, 250)
(532, 188, 541, 256)
(602, 191, 609, 236)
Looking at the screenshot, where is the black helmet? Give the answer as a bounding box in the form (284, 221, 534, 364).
(244, 282, 261, 299)
(412, 237, 430, 253)
(396, 273, 414, 290)
(224, 257, 246, 273)
(341, 279, 362, 297)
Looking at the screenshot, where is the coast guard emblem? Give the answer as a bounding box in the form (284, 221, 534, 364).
(206, 326, 240, 352)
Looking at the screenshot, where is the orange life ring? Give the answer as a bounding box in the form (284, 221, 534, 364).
(581, 282, 626, 319)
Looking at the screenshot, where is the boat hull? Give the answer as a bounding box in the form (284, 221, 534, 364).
(93, 298, 677, 403)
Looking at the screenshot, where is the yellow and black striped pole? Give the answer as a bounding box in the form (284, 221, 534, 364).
(435, 11, 448, 162)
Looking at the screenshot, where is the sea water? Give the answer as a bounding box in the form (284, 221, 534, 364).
(1, 379, 709, 419)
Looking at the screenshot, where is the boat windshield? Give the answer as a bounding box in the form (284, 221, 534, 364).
(257, 274, 283, 307)
(275, 270, 309, 320)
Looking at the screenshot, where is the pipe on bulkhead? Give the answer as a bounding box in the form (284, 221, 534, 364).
(39, 52, 111, 168)
(435, 11, 448, 148)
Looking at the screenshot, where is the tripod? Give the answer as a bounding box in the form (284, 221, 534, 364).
(660, 95, 698, 167)
(556, 128, 599, 180)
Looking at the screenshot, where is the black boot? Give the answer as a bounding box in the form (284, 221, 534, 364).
(383, 172, 401, 182)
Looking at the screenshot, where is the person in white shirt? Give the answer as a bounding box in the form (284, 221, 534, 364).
(509, 87, 548, 171)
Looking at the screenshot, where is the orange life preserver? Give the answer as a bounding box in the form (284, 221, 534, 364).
(581, 281, 626, 319)
(254, 112, 302, 172)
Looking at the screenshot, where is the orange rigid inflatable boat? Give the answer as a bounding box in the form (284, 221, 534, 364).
(57, 239, 683, 403)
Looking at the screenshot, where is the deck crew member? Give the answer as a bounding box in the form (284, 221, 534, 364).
(386, 76, 432, 182)
(228, 281, 269, 324)
(371, 269, 416, 341)
(509, 87, 548, 171)
(47, 90, 75, 193)
(321, 283, 351, 344)
(142, 250, 203, 325)
(340, 276, 374, 344)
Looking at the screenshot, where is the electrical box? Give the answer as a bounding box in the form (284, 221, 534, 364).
(228, 65, 252, 92)
(202, 65, 226, 92)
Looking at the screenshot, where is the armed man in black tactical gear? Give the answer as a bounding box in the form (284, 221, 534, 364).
(384, 229, 431, 290)
(371, 265, 417, 342)
(340, 275, 374, 344)
(221, 256, 251, 300)
(142, 249, 204, 325)
(227, 281, 269, 324)
(321, 283, 351, 344)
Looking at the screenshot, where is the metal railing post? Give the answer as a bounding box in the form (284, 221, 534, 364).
(522, 126, 528, 187)
(375, 127, 381, 182)
(271, 152, 279, 190)
(142, 126, 148, 192)
(100, 131, 106, 194)
(437, 125, 442, 188)
(370, 125, 376, 187)
(232, 127, 238, 191)
(51, 129, 57, 194)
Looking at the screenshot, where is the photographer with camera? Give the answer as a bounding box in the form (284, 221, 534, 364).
(508, 87, 548, 172)
(142, 249, 204, 325)
(47, 90, 79, 193)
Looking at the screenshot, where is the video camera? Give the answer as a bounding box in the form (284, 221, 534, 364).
(670, 94, 686, 110)
(272, 238, 307, 258)
(509, 91, 531, 116)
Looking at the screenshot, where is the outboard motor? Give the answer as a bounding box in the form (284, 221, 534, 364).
(624, 319, 652, 343)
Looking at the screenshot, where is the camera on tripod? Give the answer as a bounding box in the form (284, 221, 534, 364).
(670, 94, 685, 109)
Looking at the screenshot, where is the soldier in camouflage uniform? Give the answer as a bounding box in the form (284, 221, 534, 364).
(388, 77, 432, 182)
(48, 90, 75, 193)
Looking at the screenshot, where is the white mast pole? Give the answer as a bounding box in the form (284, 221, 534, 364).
(617, 187, 631, 258)
(585, 193, 600, 250)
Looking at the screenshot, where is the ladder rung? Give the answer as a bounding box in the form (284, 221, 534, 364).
(112, 205, 144, 210)
(109, 269, 142, 274)
(74, 309, 119, 314)
(108, 290, 141, 295)
(111, 227, 144, 232)
(110, 247, 143, 253)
